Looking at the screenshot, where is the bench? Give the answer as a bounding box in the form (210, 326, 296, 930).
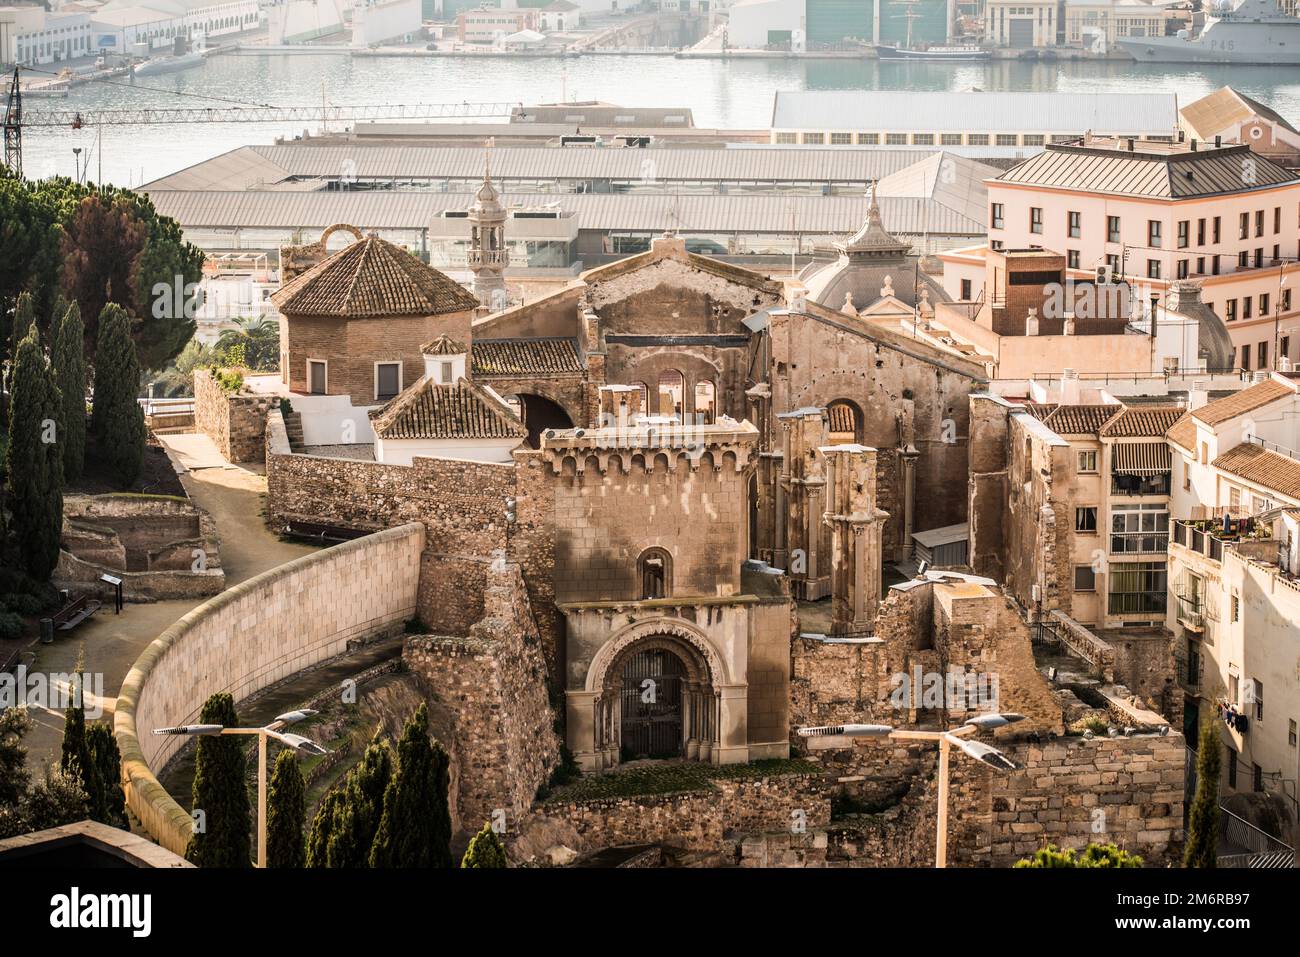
(51, 595, 103, 632)
(282, 520, 369, 545)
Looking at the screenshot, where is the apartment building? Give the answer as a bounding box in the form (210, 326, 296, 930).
(1063, 0, 1167, 47)
(1164, 374, 1300, 807)
(0, 6, 92, 65)
(942, 136, 1300, 373)
(456, 6, 537, 43)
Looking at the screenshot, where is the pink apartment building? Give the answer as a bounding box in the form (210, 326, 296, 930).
(940, 135, 1300, 374)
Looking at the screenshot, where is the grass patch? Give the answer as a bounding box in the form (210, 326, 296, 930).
(542, 758, 820, 804)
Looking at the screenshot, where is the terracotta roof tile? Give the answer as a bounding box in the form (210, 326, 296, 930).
(1043, 404, 1118, 435)
(1192, 379, 1294, 426)
(423, 335, 467, 355)
(1165, 412, 1198, 452)
(1213, 442, 1300, 501)
(1099, 406, 1185, 438)
(472, 337, 585, 376)
(371, 377, 527, 441)
(272, 234, 479, 318)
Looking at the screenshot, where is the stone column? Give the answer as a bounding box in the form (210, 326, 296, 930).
(822, 444, 888, 633)
(901, 446, 919, 561)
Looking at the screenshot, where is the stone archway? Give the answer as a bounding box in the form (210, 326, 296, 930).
(578, 618, 731, 770)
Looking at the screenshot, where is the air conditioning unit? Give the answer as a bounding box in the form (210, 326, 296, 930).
(1095, 263, 1115, 285)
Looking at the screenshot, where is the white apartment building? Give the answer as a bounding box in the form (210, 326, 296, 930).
(91, 0, 259, 53)
(1, 7, 92, 65)
(942, 136, 1300, 373)
(1165, 373, 1300, 812)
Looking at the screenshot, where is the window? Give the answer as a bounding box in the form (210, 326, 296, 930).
(967, 133, 989, 146)
(1240, 211, 1250, 240)
(1252, 762, 1263, 792)
(774, 132, 797, 144)
(1283, 289, 1292, 311)
(996, 134, 1018, 146)
(1213, 254, 1221, 275)
(991, 203, 1004, 230)
(1148, 221, 1162, 247)
(1228, 746, 1238, 788)
(1068, 211, 1081, 239)
(1231, 594, 1240, 622)
(1177, 220, 1189, 248)
(1023, 134, 1044, 146)
(1197, 218, 1206, 245)
(308, 360, 326, 395)
(960, 278, 972, 300)
(1261, 293, 1271, 317)
(1077, 449, 1098, 473)
(1147, 259, 1161, 280)
(1108, 216, 1121, 243)
(1238, 251, 1250, 269)
(1282, 335, 1291, 361)
(1289, 719, 1297, 747)
(1183, 458, 1191, 491)
(830, 132, 852, 145)
(1251, 679, 1264, 721)
(1067, 249, 1080, 269)
(1256, 209, 1265, 237)
(802, 132, 825, 144)
(1107, 562, 1168, 615)
(1075, 506, 1098, 533)
(1275, 206, 1282, 233)
(375, 362, 401, 400)
(1255, 248, 1264, 268)
(1225, 298, 1238, 322)
(1258, 341, 1268, 369)
(1243, 297, 1253, 320)
(856, 132, 879, 145)
(439, 360, 454, 384)
(1213, 216, 1221, 243)
(1074, 566, 1097, 591)
(885, 132, 908, 145)
(941, 133, 963, 146)
(912, 133, 934, 145)
(1110, 504, 1169, 554)
(638, 548, 671, 599)
(1106, 253, 1120, 272)
(1030, 207, 1043, 234)
(1177, 259, 1189, 279)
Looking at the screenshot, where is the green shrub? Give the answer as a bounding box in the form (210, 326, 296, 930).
(1, 593, 46, 616)
(1015, 842, 1143, 868)
(0, 612, 24, 641)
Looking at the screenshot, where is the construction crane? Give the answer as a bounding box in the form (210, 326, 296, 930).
(4, 66, 21, 178)
(26, 101, 522, 128)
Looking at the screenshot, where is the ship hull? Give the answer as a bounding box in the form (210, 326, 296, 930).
(133, 53, 205, 77)
(1117, 27, 1300, 64)
(874, 44, 991, 60)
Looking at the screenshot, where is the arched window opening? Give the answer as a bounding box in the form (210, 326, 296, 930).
(694, 380, 716, 424)
(639, 547, 672, 600)
(826, 399, 863, 445)
(657, 370, 684, 420)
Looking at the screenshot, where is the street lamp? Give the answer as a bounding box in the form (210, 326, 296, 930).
(156, 708, 326, 867)
(798, 713, 1025, 867)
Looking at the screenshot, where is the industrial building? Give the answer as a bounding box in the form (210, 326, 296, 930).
(726, 0, 949, 50)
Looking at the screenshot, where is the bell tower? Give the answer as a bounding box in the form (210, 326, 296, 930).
(466, 140, 509, 311)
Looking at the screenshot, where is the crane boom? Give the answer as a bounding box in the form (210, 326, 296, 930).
(20, 101, 520, 128)
(3, 67, 20, 177)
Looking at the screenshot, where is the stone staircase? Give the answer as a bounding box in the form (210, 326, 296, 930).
(283, 411, 305, 451)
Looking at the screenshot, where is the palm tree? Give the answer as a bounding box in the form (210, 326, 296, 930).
(215, 316, 280, 371)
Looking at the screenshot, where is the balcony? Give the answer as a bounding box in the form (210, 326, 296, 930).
(1174, 592, 1205, 633)
(466, 248, 509, 268)
(1174, 650, 1201, 694)
(1172, 518, 1272, 565)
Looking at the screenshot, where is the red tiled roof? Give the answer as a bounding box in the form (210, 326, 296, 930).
(272, 234, 478, 318)
(1043, 404, 1118, 435)
(1191, 379, 1294, 426)
(471, 337, 585, 376)
(1212, 442, 1300, 501)
(1099, 406, 1185, 438)
(371, 377, 527, 441)
(1165, 412, 1198, 452)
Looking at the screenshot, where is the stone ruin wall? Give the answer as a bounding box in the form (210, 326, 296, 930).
(402, 564, 561, 835)
(194, 368, 277, 465)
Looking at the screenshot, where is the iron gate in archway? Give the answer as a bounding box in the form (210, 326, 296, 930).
(619, 647, 687, 760)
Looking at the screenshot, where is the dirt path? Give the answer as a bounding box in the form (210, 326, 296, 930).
(22, 437, 316, 773)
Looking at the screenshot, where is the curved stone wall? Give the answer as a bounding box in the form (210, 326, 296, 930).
(114, 522, 425, 856)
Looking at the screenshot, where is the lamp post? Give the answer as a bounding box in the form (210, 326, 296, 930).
(155, 709, 328, 868)
(798, 713, 1025, 867)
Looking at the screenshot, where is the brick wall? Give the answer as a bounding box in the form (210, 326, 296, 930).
(194, 368, 277, 464)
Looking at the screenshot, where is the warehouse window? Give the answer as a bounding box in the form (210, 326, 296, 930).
(912, 133, 935, 146)
(801, 132, 826, 144)
(941, 133, 962, 146)
(830, 132, 852, 145)
(856, 132, 879, 145)
(774, 132, 797, 144)
(885, 133, 908, 145)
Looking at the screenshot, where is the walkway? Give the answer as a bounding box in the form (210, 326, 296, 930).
(21, 433, 315, 773)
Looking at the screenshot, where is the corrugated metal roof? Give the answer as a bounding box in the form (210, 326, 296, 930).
(771, 91, 1179, 136)
(146, 189, 986, 237)
(995, 142, 1299, 199)
(145, 143, 949, 191)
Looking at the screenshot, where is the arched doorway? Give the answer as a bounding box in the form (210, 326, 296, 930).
(657, 370, 684, 419)
(508, 393, 574, 447)
(620, 647, 687, 760)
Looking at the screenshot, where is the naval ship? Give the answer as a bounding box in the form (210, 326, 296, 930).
(1117, 0, 1300, 63)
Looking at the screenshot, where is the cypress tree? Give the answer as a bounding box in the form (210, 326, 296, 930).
(185, 692, 251, 868)
(60, 703, 105, 823)
(342, 735, 392, 862)
(305, 787, 345, 869)
(1184, 715, 1221, 868)
(461, 822, 508, 868)
(369, 704, 452, 868)
(6, 319, 64, 580)
(86, 722, 127, 829)
(266, 750, 306, 869)
(89, 303, 145, 488)
(7, 291, 33, 367)
(51, 301, 87, 482)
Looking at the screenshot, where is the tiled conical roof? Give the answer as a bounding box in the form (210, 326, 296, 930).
(272, 233, 479, 318)
(370, 376, 527, 441)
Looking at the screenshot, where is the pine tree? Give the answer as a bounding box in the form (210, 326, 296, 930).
(369, 704, 452, 868)
(86, 722, 128, 829)
(89, 303, 145, 488)
(6, 318, 65, 580)
(185, 692, 252, 868)
(340, 735, 391, 864)
(266, 750, 306, 868)
(1184, 716, 1222, 868)
(305, 787, 345, 869)
(461, 822, 508, 868)
(60, 703, 105, 823)
(51, 301, 87, 482)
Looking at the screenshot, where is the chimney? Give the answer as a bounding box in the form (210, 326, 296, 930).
(1190, 138, 1198, 151)
(1127, 138, 1135, 152)
(1178, 129, 1185, 143)
(1215, 135, 1222, 147)
(1060, 368, 1080, 405)
(1025, 306, 1040, 336)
